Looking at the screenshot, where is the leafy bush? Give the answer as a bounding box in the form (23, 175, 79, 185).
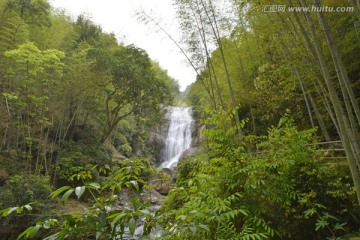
(0, 174, 53, 208)
(55, 141, 111, 185)
(1, 157, 159, 239)
(158, 110, 360, 239)
(0, 174, 53, 236)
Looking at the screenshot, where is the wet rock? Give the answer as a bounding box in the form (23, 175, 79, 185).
(146, 131, 167, 164)
(119, 188, 142, 208)
(155, 181, 174, 196)
(141, 189, 165, 205)
(179, 147, 199, 162)
(161, 167, 173, 177)
(146, 108, 172, 165)
(149, 168, 174, 196)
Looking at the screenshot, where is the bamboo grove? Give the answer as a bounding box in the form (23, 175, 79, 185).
(177, 0, 360, 202)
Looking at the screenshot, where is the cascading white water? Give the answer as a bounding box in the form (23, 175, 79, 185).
(160, 107, 193, 169)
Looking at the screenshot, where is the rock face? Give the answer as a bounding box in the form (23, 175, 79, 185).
(179, 147, 200, 163)
(146, 107, 173, 165)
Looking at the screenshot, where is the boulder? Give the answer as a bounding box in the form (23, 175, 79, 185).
(149, 168, 174, 196)
(141, 189, 165, 205)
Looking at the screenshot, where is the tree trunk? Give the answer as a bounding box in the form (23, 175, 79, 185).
(200, 0, 242, 134)
(314, 0, 360, 130)
(299, 0, 360, 204)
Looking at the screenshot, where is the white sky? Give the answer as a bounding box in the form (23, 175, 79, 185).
(50, 0, 195, 91)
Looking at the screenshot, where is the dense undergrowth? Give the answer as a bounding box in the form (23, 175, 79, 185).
(159, 110, 360, 239)
(2, 110, 359, 239)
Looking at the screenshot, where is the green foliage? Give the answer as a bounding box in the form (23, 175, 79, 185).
(0, 0, 359, 239)
(54, 141, 108, 184)
(5, 42, 64, 80)
(151, 60, 180, 104)
(6, 0, 51, 27)
(104, 157, 156, 192)
(3, 157, 158, 239)
(0, 202, 35, 217)
(160, 112, 360, 239)
(0, 174, 52, 208)
(0, 3, 176, 180)
(0, 14, 29, 52)
(0, 8, 177, 237)
(74, 14, 103, 45)
(0, 174, 53, 236)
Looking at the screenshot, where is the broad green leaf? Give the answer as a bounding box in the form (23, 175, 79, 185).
(16, 207, 24, 214)
(87, 182, 101, 189)
(50, 186, 71, 199)
(18, 224, 42, 239)
(5, 207, 19, 216)
(75, 186, 86, 199)
(24, 204, 33, 211)
(1, 207, 16, 216)
(140, 209, 151, 216)
(61, 189, 74, 203)
(68, 211, 83, 215)
(43, 221, 51, 229)
(128, 218, 136, 236)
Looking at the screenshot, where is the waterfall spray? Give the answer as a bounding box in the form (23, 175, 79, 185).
(160, 107, 193, 169)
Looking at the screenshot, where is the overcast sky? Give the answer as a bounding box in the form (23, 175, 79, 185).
(50, 0, 195, 91)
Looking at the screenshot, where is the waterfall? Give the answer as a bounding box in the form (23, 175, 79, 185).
(160, 107, 193, 169)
